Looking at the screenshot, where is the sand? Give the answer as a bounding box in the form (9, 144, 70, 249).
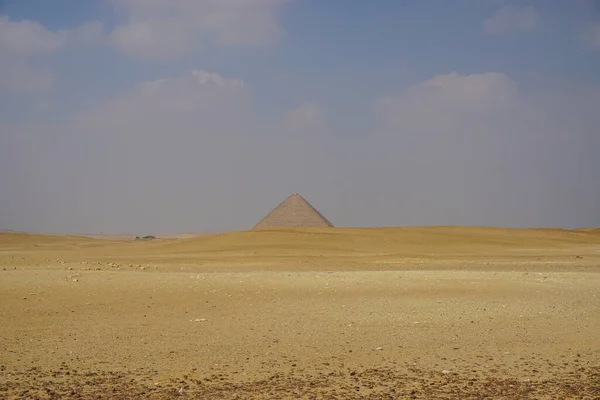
(1, 227, 599, 399)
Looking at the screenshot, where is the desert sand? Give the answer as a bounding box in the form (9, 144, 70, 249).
(1, 226, 599, 399)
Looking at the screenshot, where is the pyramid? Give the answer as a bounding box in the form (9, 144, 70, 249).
(254, 193, 334, 228)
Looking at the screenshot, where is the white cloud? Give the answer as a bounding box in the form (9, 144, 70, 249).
(283, 102, 326, 131)
(378, 72, 518, 133)
(108, 0, 286, 60)
(0, 17, 103, 93)
(0, 17, 66, 55)
(0, 16, 65, 92)
(77, 69, 248, 132)
(483, 6, 539, 35)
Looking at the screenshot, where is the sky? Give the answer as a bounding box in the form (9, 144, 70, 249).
(0, 0, 599, 234)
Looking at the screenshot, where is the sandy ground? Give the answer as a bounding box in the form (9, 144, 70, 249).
(1, 227, 599, 399)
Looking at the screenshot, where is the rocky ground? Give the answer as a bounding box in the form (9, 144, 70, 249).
(2, 364, 599, 399)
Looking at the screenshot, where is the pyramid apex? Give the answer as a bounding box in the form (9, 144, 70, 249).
(254, 193, 333, 229)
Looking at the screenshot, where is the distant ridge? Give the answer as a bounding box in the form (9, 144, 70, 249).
(254, 193, 334, 228)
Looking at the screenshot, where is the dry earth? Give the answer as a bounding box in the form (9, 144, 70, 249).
(1, 226, 600, 399)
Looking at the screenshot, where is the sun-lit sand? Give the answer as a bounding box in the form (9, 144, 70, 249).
(1, 227, 599, 398)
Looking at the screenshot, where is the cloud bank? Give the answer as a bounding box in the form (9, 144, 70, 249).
(108, 0, 286, 60)
(2, 68, 598, 233)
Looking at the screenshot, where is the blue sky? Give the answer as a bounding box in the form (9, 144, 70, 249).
(1, 0, 599, 233)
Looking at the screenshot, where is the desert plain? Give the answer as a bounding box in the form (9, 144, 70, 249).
(1, 226, 599, 399)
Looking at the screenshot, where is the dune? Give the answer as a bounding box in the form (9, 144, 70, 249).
(147, 225, 600, 257)
(0, 232, 92, 245)
(574, 227, 600, 234)
(2, 226, 599, 269)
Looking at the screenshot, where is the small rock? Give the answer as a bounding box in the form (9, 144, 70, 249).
(375, 347, 383, 351)
(441, 370, 450, 375)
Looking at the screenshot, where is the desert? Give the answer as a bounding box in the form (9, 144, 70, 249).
(1, 226, 599, 399)
(3, 1, 600, 398)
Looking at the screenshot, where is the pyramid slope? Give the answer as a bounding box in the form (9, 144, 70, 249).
(254, 193, 334, 228)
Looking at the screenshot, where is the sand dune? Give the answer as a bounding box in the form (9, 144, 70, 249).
(2, 226, 599, 272)
(3, 225, 598, 250)
(163, 226, 600, 252)
(0, 232, 94, 246)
